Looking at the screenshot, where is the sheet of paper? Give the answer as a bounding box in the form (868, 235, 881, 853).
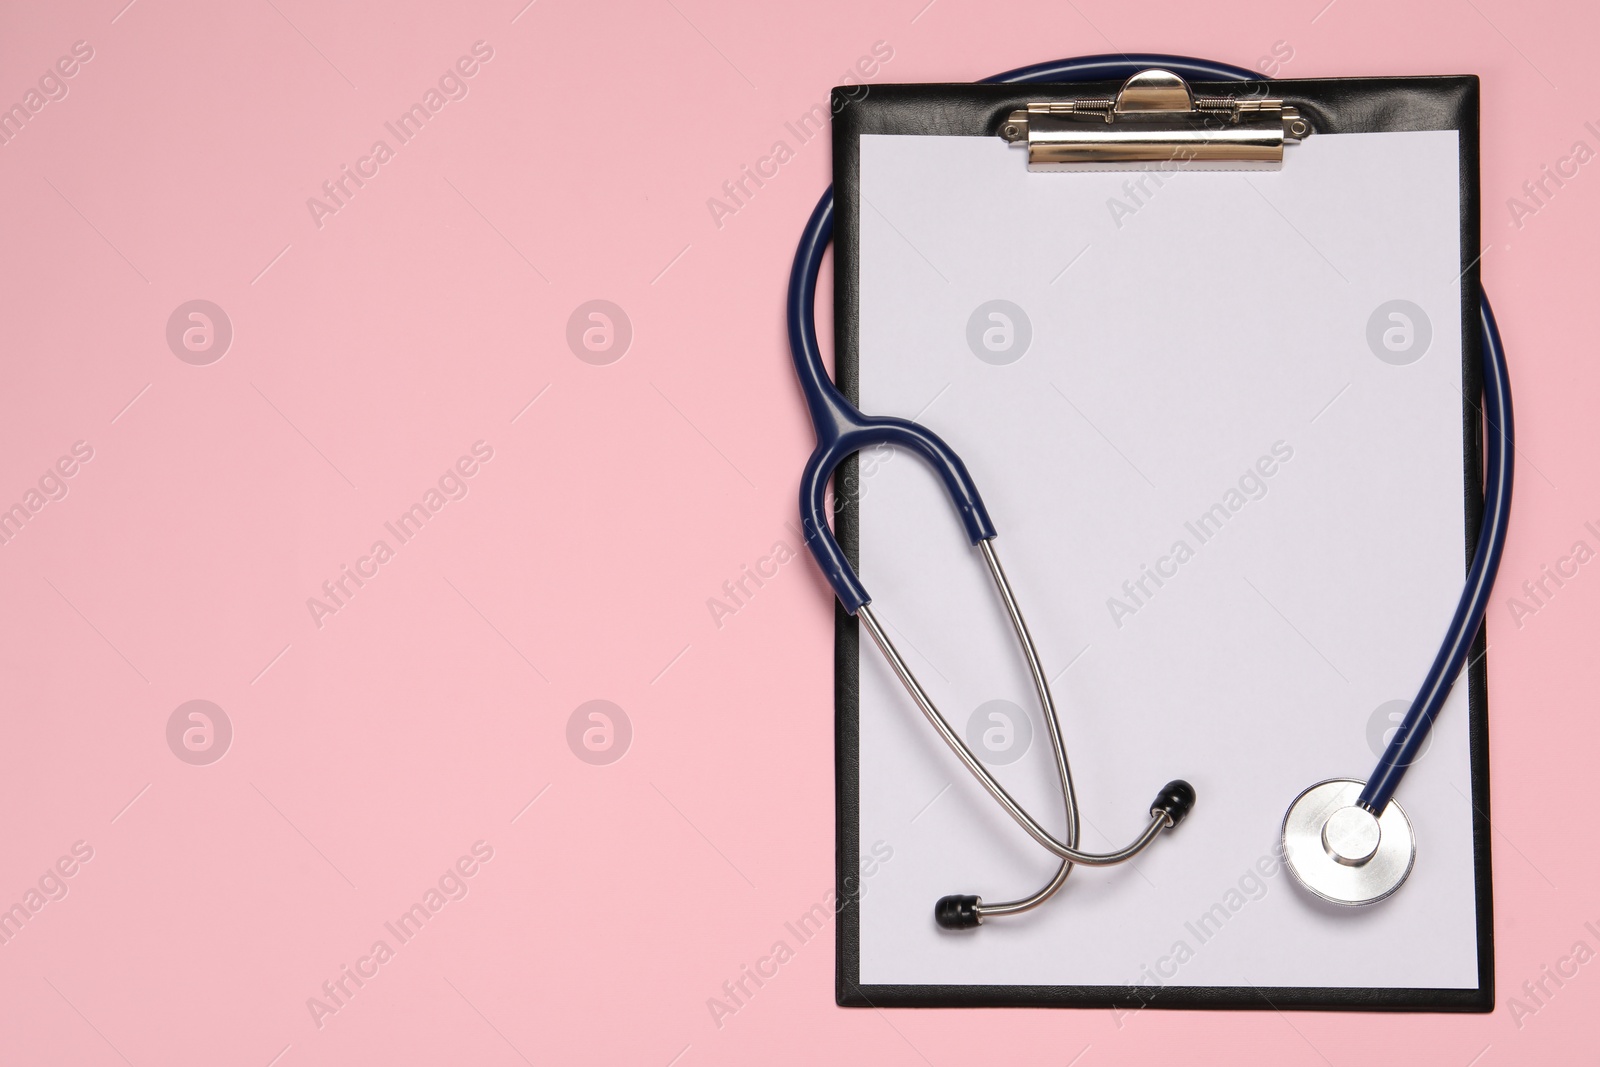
(856, 130, 1475, 989)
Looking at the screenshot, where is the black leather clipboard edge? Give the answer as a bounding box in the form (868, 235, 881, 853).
(829, 75, 1493, 1012)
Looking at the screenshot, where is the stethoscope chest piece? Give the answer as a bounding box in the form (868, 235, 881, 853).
(1282, 779, 1415, 907)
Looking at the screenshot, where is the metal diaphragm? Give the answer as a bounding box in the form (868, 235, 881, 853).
(1282, 778, 1415, 907)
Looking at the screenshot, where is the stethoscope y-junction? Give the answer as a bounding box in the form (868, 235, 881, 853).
(787, 54, 1513, 925)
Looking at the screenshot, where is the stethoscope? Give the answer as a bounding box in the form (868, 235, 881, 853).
(787, 54, 1514, 925)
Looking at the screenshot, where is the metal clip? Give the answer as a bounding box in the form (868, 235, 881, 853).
(999, 69, 1309, 170)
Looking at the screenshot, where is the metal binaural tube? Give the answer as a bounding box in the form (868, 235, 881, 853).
(858, 543, 1182, 869)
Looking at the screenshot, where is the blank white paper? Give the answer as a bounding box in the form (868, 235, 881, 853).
(856, 130, 1476, 990)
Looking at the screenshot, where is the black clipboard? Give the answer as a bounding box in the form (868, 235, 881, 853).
(829, 73, 1493, 1012)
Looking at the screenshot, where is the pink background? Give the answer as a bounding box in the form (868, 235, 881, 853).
(1, 0, 1595, 1063)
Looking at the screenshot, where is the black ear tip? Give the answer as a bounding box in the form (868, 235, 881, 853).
(934, 895, 982, 930)
(1151, 780, 1197, 827)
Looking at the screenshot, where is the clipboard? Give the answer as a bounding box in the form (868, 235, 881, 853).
(829, 73, 1493, 1011)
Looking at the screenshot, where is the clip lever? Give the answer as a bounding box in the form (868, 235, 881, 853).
(1000, 69, 1308, 170)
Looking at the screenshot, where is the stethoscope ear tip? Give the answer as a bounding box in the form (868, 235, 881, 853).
(934, 894, 983, 930)
(932, 781, 1194, 932)
(1150, 780, 1197, 828)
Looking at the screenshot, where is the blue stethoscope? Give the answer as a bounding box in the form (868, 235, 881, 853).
(787, 55, 1513, 925)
